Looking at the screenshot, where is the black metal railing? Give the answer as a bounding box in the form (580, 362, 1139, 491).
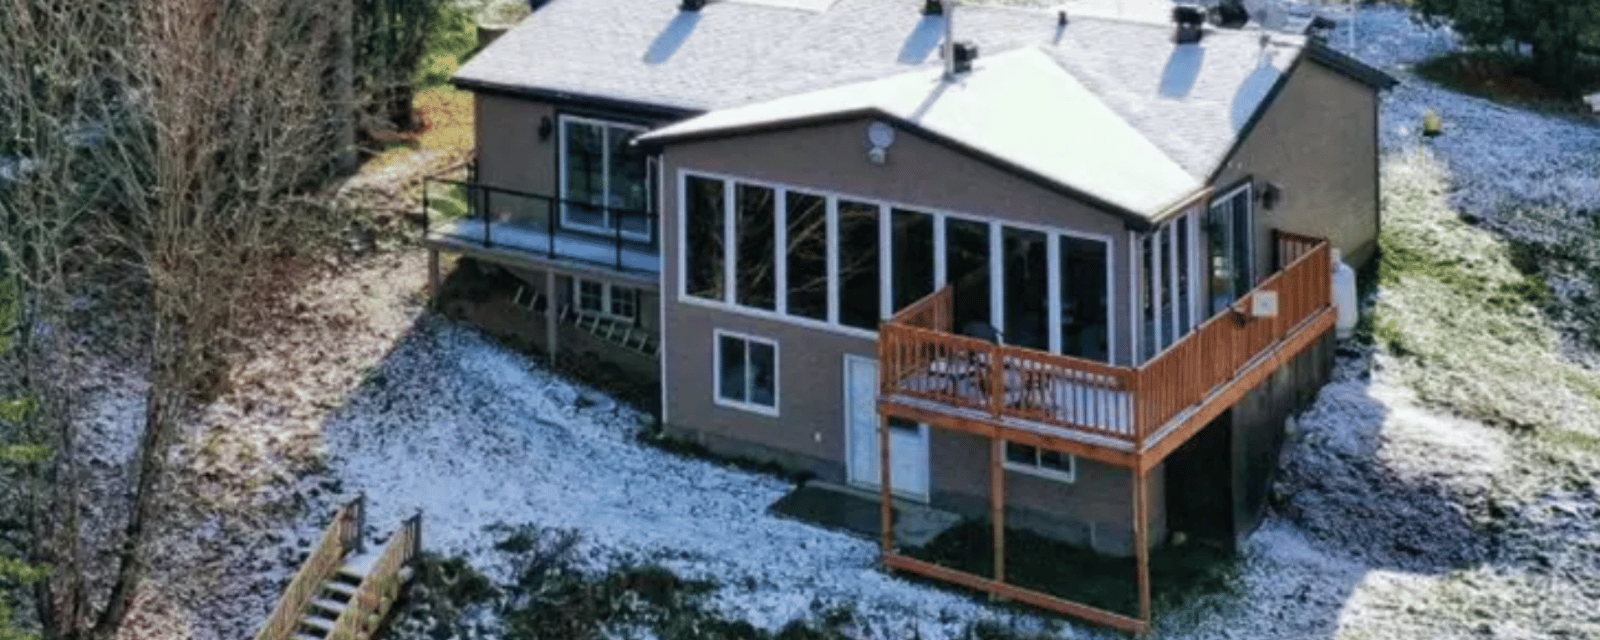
(422, 177, 661, 276)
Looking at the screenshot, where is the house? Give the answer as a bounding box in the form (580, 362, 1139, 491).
(429, 0, 1395, 631)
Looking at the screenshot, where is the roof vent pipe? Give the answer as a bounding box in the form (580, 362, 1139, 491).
(1172, 4, 1205, 44)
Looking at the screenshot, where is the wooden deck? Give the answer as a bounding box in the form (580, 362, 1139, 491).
(874, 232, 1335, 634)
(878, 232, 1334, 470)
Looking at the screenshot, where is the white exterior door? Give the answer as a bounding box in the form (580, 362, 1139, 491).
(845, 356, 930, 500)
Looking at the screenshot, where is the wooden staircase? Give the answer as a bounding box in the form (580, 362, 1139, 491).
(511, 285, 658, 356)
(256, 497, 423, 640)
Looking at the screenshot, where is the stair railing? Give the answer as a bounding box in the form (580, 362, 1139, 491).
(329, 511, 423, 640)
(253, 495, 366, 640)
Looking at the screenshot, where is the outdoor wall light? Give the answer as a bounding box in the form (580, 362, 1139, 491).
(1259, 182, 1282, 210)
(538, 116, 554, 141)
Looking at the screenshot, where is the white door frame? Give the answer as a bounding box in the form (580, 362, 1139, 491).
(843, 354, 930, 501)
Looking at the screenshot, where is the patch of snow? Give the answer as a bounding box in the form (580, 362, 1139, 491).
(320, 322, 1038, 638)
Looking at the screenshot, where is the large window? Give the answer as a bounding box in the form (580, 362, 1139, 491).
(559, 116, 651, 239)
(736, 184, 777, 310)
(786, 191, 829, 320)
(837, 200, 880, 329)
(945, 217, 991, 337)
(715, 331, 777, 414)
(1207, 183, 1253, 315)
(1003, 227, 1049, 351)
(1004, 441, 1075, 482)
(684, 175, 725, 301)
(1060, 236, 1108, 361)
(1140, 211, 1202, 360)
(891, 208, 935, 311)
(679, 173, 1112, 361)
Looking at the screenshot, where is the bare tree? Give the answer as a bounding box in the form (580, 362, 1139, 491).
(0, 0, 346, 637)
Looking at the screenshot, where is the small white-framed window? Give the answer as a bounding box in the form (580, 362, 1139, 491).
(577, 280, 605, 314)
(1003, 441, 1076, 482)
(609, 288, 636, 318)
(572, 278, 637, 321)
(558, 115, 652, 241)
(714, 330, 778, 415)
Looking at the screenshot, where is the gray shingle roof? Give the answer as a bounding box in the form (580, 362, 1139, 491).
(457, 0, 1321, 200)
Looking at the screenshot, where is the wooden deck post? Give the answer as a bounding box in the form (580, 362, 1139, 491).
(544, 269, 559, 359)
(1133, 468, 1152, 632)
(991, 436, 1006, 584)
(880, 413, 895, 559)
(427, 249, 441, 302)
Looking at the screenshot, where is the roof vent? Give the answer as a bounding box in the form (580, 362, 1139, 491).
(951, 41, 979, 74)
(1172, 5, 1205, 44)
(680, 0, 705, 10)
(1305, 15, 1337, 41)
(1212, 0, 1249, 29)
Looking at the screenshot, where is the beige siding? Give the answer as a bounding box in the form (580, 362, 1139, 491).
(475, 93, 559, 195)
(1213, 59, 1382, 275)
(931, 430, 1167, 555)
(659, 117, 1157, 552)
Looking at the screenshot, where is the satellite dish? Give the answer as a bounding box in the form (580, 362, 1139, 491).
(868, 121, 896, 149)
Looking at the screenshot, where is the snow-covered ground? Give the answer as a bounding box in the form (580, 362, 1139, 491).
(320, 320, 1050, 639)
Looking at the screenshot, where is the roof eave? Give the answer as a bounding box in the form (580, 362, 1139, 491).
(642, 107, 1171, 230)
(449, 75, 704, 120)
(1303, 39, 1400, 91)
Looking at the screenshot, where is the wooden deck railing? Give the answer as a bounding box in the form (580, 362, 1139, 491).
(880, 235, 1333, 447)
(254, 496, 365, 640)
(1133, 240, 1331, 437)
(330, 513, 422, 640)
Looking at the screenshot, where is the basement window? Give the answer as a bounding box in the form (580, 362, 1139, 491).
(1004, 441, 1076, 482)
(715, 330, 778, 415)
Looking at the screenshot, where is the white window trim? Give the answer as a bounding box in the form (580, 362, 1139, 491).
(1209, 181, 1256, 298)
(1002, 441, 1077, 483)
(712, 329, 780, 417)
(675, 169, 1117, 356)
(557, 114, 653, 242)
(573, 278, 636, 321)
(1137, 207, 1206, 363)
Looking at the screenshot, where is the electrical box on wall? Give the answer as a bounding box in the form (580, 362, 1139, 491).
(1251, 291, 1279, 318)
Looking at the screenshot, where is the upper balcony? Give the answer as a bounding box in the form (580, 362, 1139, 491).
(877, 232, 1335, 472)
(421, 178, 661, 285)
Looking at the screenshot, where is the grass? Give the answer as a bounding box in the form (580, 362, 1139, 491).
(903, 521, 1236, 620)
(1415, 51, 1600, 114)
(1370, 146, 1600, 461)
